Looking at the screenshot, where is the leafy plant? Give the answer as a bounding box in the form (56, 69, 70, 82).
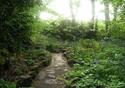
(65, 39, 125, 88)
(0, 79, 16, 88)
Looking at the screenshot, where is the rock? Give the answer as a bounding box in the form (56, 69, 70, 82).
(64, 68, 68, 72)
(48, 74, 56, 79)
(16, 75, 32, 87)
(45, 79, 57, 84)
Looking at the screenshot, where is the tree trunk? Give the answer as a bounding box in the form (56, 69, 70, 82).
(91, 0, 95, 29)
(113, 6, 118, 21)
(69, 0, 75, 22)
(104, 1, 110, 31)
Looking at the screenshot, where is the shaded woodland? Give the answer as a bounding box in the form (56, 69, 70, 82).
(0, 0, 125, 88)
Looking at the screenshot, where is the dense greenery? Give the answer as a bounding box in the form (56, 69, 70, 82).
(0, 0, 38, 65)
(1, 0, 125, 88)
(64, 40, 125, 88)
(0, 0, 49, 87)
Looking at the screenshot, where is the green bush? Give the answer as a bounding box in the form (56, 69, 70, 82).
(0, 0, 41, 66)
(65, 40, 125, 88)
(42, 20, 88, 41)
(65, 39, 102, 65)
(0, 79, 16, 88)
(109, 21, 125, 40)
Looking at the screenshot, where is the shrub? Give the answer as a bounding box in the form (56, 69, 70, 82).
(0, 79, 16, 88)
(65, 40, 125, 88)
(109, 21, 125, 40)
(42, 20, 88, 41)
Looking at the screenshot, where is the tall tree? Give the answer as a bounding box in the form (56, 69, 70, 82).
(69, 0, 81, 22)
(69, 0, 75, 22)
(0, 0, 42, 53)
(104, 0, 110, 31)
(111, 0, 123, 21)
(91, 0, 96, 29)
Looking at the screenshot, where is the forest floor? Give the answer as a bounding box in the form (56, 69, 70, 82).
(33, 53, 71, 88)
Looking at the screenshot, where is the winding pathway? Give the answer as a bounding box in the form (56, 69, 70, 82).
(33, 53, 71, 88)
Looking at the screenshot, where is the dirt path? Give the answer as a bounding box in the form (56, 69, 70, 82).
(33, 53, 71, 88)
